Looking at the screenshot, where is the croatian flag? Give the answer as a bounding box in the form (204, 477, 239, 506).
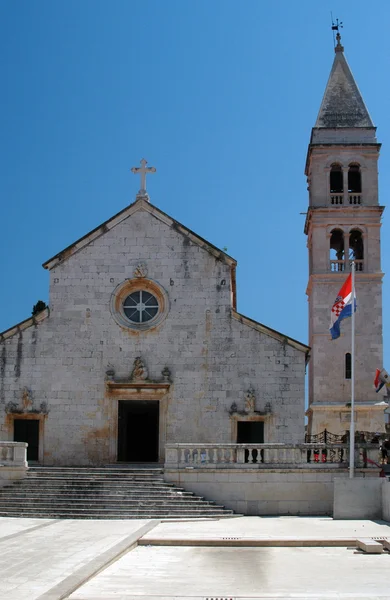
(329, 273, 356, 340)
(374, 368, 389, 393)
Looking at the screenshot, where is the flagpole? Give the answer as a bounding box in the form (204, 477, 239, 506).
(350, 261, 355, 479)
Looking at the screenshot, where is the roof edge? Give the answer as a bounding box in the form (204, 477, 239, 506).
(43, 198, 237, 270)
(232, 310, 310, 360)
(0, 308, 50, 341)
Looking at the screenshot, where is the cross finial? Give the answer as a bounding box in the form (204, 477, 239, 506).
(131, 158, 156, 201)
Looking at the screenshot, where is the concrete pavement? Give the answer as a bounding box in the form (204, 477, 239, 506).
(0, 516, 389, 599)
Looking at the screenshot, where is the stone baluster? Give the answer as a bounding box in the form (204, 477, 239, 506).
(263, 448, 270, 464)
(247, 448, 254, 464)
(237, 447, 245, 464)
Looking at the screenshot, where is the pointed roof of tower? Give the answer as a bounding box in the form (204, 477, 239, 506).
(315, 33, 374, 128)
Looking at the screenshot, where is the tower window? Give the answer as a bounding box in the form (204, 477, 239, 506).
(330, 164, 343, 193)
(330, 229, 345, 270)
(349, 229, 364, 271)
(345, 353, 352, 379)
(348, 164, 361, 193)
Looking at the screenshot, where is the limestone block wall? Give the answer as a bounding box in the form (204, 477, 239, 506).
(164, 468, 378, 516)
(308, 279, 383, 406)
(383, 479, 390, 522)
(334, 477, 390, 520)
(0, 208, 306, 465)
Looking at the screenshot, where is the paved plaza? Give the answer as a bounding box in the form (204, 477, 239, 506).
(0, 516, 390, 599)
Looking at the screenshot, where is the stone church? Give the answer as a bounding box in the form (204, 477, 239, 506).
(0, 177, 309, 464)
(0, 34, 386, 465)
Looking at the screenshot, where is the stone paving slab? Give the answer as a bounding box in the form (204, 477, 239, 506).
(0, 518, 155, 600)
(141, 515, 390, 545)
(68, 545, 390, 599)
(0, 516, 55, 540)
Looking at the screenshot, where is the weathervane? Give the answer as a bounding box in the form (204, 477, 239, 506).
(131, 158, 156, 201)
(331, 14, 344, 51)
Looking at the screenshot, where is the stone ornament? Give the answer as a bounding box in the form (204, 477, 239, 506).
(21, 388, 32, 411)
(133, 263, 148, 278)
(5, 389, 48, 415)
(105, 365, 116, 381)
(244, 388, 256, 413)
(131, 357, 149, 381)
(161, 367, 171, 382)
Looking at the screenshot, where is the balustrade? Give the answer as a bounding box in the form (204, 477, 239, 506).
(349, 193, 362, 205)
(165, 442, 381, 470)
(330, 195, 343, 205)
(0, 442, 27, 467)
(330, 260, 345, 272)
(352, 259, 364, 272)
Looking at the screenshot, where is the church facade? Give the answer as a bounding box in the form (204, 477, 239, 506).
(0, 191, 308, 465)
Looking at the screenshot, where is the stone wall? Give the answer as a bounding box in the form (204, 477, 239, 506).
(382, 479, 390, 522)
(164, 467, 378, 516)
(0, 204, 307, 465)
(333, 477, 383, 519)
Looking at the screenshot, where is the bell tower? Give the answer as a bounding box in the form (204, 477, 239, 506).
(305, 33, 386, 435)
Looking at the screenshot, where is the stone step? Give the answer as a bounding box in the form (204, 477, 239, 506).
(0, 512, 233, 520)
(0, 506, 233, 515)
(0, 491, 199, 499)
(27, 467, 164, 477)
(0, 483, 185, 494)
(26, 475, 168, 485)
(26, 477, 167, 483)
(0, 498, 219, 507)
(0, 466, 234, 520)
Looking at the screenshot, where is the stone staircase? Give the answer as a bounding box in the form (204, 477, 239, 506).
(0, 466, 235, 519)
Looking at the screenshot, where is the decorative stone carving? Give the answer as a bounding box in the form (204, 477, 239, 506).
(131, 357, 149, 381)
(244, 388, 256, 413)
(5, 401, 19, 414)
(22, 388, 32, 411)
(133, 263, 148, 278)
(5, 390, 49, 415)
(105, 365, 116, 381)
(230, 402, 238, 414)
(161, 367, 171, 382)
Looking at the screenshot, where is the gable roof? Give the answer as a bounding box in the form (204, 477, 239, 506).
(232, 310, 310, 360)
(315, 45, 374, 128)
(0, 308, 49, 342)
(42, 197, 237, 271)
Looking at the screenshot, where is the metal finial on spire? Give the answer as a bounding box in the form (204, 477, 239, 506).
(331, 16, 344, 52)
(131, 158, 156, 201)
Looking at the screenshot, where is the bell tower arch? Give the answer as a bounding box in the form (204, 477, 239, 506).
(305, 34, 385, 435)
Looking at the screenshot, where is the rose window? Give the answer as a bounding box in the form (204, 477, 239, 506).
(123, 291, 159, 323)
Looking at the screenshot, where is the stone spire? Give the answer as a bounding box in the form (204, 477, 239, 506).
(315, 33, 374, 129)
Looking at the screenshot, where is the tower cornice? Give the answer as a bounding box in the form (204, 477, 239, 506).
(304, 205, 385, 235)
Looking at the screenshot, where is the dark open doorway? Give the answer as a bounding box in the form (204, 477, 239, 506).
(237, 421, 264, 464)
(117, 400, 159, 462)
(14, 419, 40, 462)
(237, 421, 264, 443)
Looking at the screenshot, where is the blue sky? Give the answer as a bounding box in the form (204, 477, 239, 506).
(0, 1, 389, 365)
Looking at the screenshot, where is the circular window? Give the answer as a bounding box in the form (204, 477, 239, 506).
(110, 278, 169, 331)
(123, 291, 159, 323)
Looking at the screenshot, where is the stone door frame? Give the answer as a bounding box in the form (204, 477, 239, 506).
(7, 413, 46, 464)
(106, 381, 171, 464)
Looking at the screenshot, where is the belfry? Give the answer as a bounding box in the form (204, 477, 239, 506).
(305, 33, 386, 435)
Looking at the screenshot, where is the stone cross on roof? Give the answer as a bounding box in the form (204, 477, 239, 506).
(131, 159, 156, 201)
